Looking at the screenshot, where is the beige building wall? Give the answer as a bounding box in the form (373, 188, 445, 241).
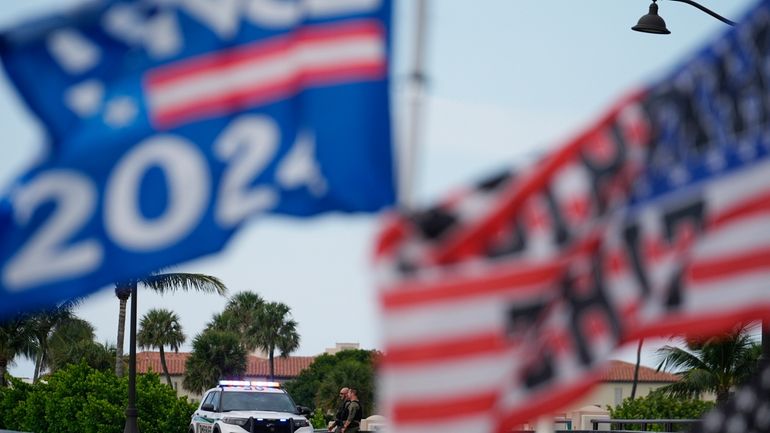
(168, 375, 201, 402)
(570, 382, 669, 411)
(324, 342, 360, 354)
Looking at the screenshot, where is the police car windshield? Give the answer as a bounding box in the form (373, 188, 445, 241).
(221, 391, 296, 413)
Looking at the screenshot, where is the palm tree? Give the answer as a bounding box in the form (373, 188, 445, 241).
(183, 329, 246, 394)
(114, 281, 132, 377)
(114, 273, 228, 377)
(138, 308, 185, 386)
(208, 291, 265, 352)
(0, 315, 34, 386)
(28, 300, 80, 381)
(252, 302, 300, 381)
(47, 317, 98, 373)
(656, 324, 761, 403)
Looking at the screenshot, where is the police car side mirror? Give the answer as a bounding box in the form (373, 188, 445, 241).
(201, 403, 215, 412)
(296, 405, 311, 415)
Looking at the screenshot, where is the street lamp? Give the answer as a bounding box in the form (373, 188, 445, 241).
(632, 0, 735, 34)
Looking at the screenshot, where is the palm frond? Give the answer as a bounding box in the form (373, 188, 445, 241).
(656, 345, 709, 373)
(140, 273, 228, 295)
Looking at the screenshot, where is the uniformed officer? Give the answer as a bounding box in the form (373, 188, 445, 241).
(328, 387, 350, 433)
(341, 388, 362, 433)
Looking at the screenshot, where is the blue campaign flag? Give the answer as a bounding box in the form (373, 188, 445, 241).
(0, 0, 395, 318)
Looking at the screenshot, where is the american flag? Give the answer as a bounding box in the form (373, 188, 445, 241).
(375, 3, 770, 432)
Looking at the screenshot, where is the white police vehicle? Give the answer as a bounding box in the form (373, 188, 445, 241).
(189, 380, 313, 433)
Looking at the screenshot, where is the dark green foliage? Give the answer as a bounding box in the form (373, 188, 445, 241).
(0, 363, 196, 433)
(0, 314, 34, 387)
(656, 324, 761, 403)
(183, 329, 246, 395)
(28, 299, 81, 381)
(253, 301, 300, 381)
(609, 390, 715, 431)
(284, 349, 376, 418)
(205, 292, 300, 382)
(138, 308, 186, 386)
(50, 340, 115, 373)
(47, 318, 115, 373)
(208, 292, 266, 351)
(0, 376, 32, 428)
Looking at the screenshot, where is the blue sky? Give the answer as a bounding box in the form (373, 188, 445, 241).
(2, 0, 758, 377)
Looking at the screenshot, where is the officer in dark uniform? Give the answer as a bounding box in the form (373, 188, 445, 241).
(341, 387, 362, 433)
(328, 387, 349, 433)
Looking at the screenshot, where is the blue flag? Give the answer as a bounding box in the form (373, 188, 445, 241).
(0, 0, 394, 318)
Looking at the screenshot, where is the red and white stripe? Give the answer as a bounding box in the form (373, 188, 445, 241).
(144, 20, 386, 128)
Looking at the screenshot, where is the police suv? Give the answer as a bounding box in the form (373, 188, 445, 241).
(189, 380, 313, 433)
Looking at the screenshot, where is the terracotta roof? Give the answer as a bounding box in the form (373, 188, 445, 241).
(600, 360, 678, 383)
(137, 353, 675, 383)
(137, 352, 315, 378)
(137, 352, 190, 375)
(247, 356, 316, 377)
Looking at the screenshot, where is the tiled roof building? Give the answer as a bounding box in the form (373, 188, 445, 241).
(137, 352, 315, 378)
(599, 360, 678, 383)
(136, 351, 316, 399)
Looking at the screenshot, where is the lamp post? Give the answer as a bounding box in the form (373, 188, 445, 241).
(631, 0, 770, 368)
(123, 280, 140, 433)
(632, 0, 735, 34)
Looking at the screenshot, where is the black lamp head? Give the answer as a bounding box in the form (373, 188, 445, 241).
(632, 0, 671, 34)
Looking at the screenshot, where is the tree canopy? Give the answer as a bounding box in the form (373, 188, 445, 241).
(284, 349, 376, 417)
(656, 324, 761, 403)
(138, 308, 186, 386)
(183, 329, 246, 395)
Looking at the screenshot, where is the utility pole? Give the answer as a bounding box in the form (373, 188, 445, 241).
(400, 0, 429, 210)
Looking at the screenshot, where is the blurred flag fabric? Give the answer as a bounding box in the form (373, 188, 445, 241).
(0, 0, 394, 318)
(375, 2, 770, 432)
(694, 360, 770, 433)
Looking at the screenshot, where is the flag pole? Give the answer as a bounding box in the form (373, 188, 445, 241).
(399, 0, 429, 209)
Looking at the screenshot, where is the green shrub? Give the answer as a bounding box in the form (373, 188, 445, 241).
(608, 390, 715, 431)
(310, 408, 328, 429)
(0, 376, 33, 429)
(1, 363, 196, 433)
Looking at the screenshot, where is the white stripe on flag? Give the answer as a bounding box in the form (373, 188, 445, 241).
(379, 351, 513, 401)
(148, 36, 383, 114)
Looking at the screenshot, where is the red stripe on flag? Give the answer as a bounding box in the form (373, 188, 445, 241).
(392, 391, 498, 423)
(708, 190, 770, 230)
(381, 331, 511, 366)
(380, 261, 562, 310)
(144, 20, 386, 128)
(146, 20, 384, 87)
(495, 375, 600, 433)
(151, 62, 385, 128)
(687, 246, 770, 283)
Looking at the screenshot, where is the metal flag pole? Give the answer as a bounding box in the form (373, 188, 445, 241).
(124, 281, 140, 433)
(399, 0, 429, 210)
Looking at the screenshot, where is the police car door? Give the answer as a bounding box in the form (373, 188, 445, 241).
(195, 390, 220, 433)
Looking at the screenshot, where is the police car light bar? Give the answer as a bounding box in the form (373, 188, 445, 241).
(252, 381, 281, 388)
(218, 380, 281, 388)
(219, 380, 251, 387)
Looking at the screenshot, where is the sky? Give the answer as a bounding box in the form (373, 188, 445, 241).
(2, 0, 759, 378)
